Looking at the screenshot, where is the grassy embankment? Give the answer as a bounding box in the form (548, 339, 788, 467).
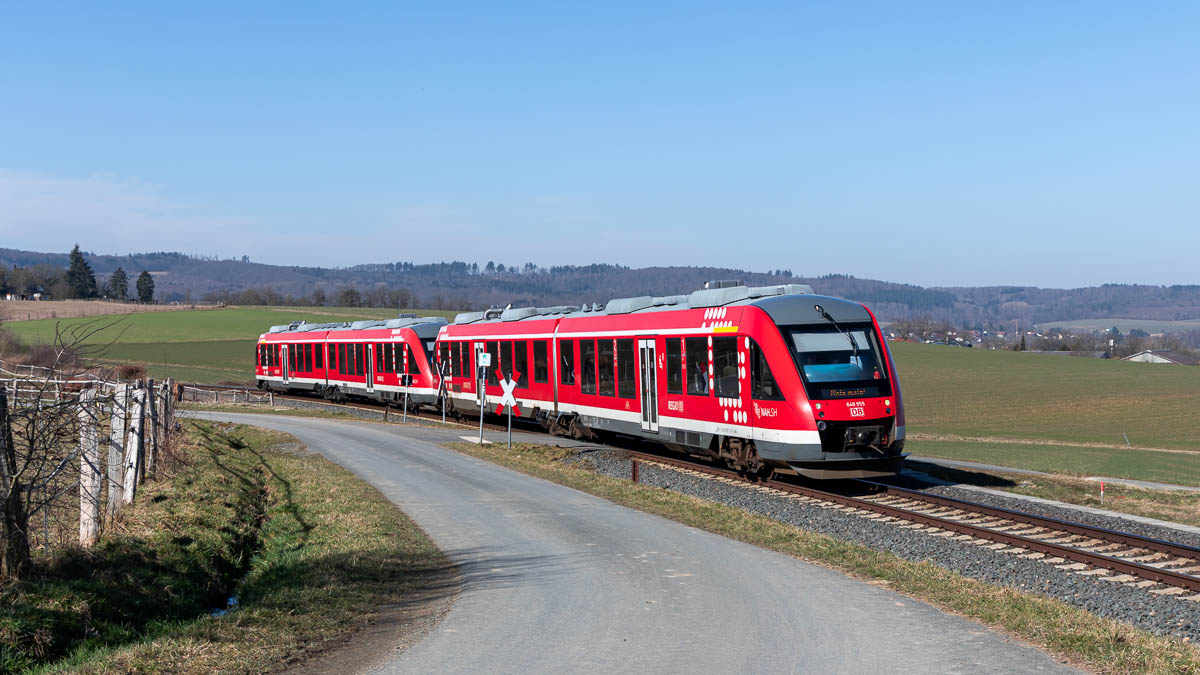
(0, 420, 448, 673)
(443, 440, 1200, 674)
(2, 306, 455, 384)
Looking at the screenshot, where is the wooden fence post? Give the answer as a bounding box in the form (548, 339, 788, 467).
(145, 378, 158, 480)
(78, 388, 101, 548)
(162, 379, 174, 449)
(106, 384, 129, 519)
(122, 387, 145, 505)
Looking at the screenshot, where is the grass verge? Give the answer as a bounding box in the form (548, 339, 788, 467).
(0, 420, 448, 673)
(444, 441, 1200, 674)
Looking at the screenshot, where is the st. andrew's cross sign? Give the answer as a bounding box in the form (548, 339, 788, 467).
(495, 368, 521, 417)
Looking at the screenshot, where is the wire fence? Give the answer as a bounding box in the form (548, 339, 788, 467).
(0, 366, 176, 578)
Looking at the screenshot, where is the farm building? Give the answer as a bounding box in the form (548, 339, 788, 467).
(1121, 350, 1200, 365)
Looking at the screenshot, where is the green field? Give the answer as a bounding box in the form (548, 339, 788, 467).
(6, 307, 1200, 482)
(1034, 318, 1200, 334)
(3, 306, 455, 384)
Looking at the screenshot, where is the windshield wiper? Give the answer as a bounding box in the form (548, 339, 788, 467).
(814, 304, 859, 357)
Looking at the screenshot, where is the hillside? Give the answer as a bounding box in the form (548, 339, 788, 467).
(4, 247, 1200, 328)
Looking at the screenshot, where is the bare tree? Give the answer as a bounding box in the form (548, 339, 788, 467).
(0, 318, 125, 578)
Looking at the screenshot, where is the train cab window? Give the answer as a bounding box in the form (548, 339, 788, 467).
(597, 339, 615, 397)
(616, 339, 635, 398)
(580, 340, 596, 394)
(685, 337, 709, 396)
(451, 342, 462, 377)
(559, 340, 575, 385)
(666, 339, 683, 395)
(486, 342, 500, 385)
(315, 343, 324, 370)
(533, 341, 548, 384)
(712, 337, 739, 398)
(751, 340, 784, 401)
(514, 341, 529, 388)
(407, 345, 422, 375)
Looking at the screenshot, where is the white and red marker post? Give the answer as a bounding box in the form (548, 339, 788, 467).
(495, 367, 522, 449)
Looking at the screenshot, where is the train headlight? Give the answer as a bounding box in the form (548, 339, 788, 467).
(884, 399, 890, 407)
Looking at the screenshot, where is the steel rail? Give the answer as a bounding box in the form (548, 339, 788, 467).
(626, 450, 1200, 593)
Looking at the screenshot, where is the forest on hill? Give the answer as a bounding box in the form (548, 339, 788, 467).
(3, 247, 1200, 330)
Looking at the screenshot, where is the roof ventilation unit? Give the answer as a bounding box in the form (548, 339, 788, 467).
(702, 280, 745, 290)
(606, 296, 654, 314)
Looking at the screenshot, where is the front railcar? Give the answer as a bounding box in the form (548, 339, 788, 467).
(748, 295, 906, 479)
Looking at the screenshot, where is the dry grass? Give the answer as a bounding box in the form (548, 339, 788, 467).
(445, 441, 1200, 674)
(2, 420, 448, 673)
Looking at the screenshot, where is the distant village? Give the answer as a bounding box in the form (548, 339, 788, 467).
(885, 318, 1200, 365)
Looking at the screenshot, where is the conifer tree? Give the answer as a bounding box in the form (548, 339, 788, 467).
(107, 267, 128, 301)
(136, 270, 155, 303)
(66, 244, 98, 298)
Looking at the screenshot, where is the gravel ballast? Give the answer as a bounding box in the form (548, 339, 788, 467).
(564, 448, 1200, 641)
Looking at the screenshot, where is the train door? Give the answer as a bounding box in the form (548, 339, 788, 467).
(365, 343, 375, 393)
(638, 338, 659, 432)
(281, 344, 290, 384)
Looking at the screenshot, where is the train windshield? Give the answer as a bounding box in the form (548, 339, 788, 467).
(784, 324, 891, 399)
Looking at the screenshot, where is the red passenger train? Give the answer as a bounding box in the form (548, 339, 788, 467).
(255, 315, 444, 406)
(435, 282, 906, 478)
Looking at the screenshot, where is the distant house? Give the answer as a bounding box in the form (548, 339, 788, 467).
(1028, 350, 1111, 359)
(1122, 350, 1200, 366)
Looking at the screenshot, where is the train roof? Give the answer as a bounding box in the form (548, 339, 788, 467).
(263, 314, 448, 337)
(448, 282, 871, 328)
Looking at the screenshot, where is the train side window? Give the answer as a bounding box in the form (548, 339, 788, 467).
(617, 339, 635, 398)
(305, 344, 313, 371)
(533, 341, 548, 383)
(329, 344, 337, 371)
(685, 337, 709, 396)
(315, 342, 324, 370)
(353, 344, 362, 376)
(712, 337, 739, 398)
(337, 344, 346, 375)
(407, 345, 422, 375)
(560, 340, 575, 385)
(287, 344, 296, 372)
(439, 343, 450, 376)
(751, 340, 784, 401)
(597, 339, 615, 396)
(498, 341, 512, 384)
(580, 340, 595, 393)
(451, 342, 462, 377)
(514, 341, 528, 388)
(665, 339, 683, 394)
(486, 342, 499, 385)
(460, 342, 472, 376)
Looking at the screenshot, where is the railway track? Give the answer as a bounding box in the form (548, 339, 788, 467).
(625, 450, 1200, 599)
(186, 383, 1200, 598)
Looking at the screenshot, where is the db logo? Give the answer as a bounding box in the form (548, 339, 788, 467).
(849, 407, 866, 418)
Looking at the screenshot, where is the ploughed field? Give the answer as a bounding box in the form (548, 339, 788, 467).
(6, 306, 1200, 483)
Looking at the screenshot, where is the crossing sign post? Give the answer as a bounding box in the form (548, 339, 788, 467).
(496, 368, 521, 449)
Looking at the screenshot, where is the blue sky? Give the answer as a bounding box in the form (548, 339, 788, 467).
(1, 2, 1196, 287)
